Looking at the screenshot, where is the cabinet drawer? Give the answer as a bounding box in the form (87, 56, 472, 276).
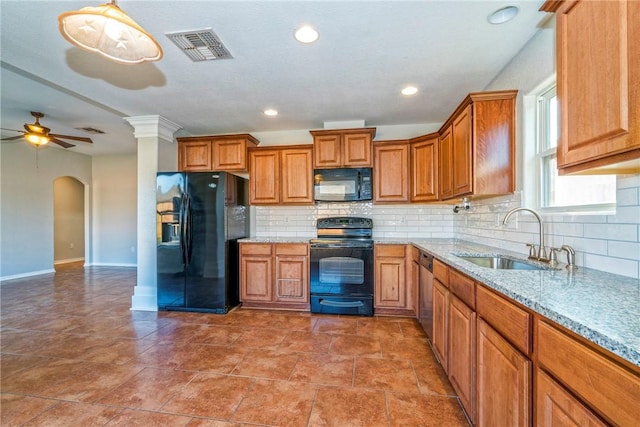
(240, 243, 273, 256)
(449, 268, 475, 310)
(275, 243, 308, 256)
(536, 320, 640, 426)
(433, 259, 448, 286)
(477, 285, 531, 355)
(376, 244, 406, 257)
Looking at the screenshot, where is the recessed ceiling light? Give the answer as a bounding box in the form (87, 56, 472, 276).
(294, 25, 319, 44)
(401, 86, 418, 96)
(264, 109, 278, 117)
(488, 6, 519, 24)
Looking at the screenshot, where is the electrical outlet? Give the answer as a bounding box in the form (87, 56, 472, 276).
(131, 246, 135, 253)
(69, 243, 74, 249)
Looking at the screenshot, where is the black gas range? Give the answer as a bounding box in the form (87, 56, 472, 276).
(309, 217, 374, 316)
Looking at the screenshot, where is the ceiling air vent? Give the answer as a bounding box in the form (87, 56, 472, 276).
(166, 29, 233, 62)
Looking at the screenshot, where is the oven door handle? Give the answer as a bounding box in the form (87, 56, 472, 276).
(319, 299, 365, 308)
(311, 244, 373, 249)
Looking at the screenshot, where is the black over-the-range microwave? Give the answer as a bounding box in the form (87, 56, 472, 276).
(313, 168, 372, 202)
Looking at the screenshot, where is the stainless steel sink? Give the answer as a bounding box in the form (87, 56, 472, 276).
(455, 254, 549, 271)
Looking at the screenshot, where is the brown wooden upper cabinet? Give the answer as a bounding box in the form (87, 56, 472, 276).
(410, 133, 439, 202)
(540, 0, 640, 174)
(249, 145, 314, 205)
(310, 128, 376, 168)
(438, 90, 517, 201)
(177, 134, 259, 172)
(373, 141, 410, 203)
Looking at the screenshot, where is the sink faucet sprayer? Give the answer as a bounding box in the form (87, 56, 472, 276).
(502, 207, 548, 262)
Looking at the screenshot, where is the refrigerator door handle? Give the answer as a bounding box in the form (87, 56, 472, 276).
(179, 193, 188, 266)
(184, 195, 193, 266)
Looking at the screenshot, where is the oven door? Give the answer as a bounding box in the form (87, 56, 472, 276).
(310, 246, 373, 296)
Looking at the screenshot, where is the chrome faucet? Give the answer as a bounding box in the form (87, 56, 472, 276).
(502, 207, 548, 262)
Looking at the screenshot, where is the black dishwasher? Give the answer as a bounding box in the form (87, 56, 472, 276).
(418, 251, 434, 340)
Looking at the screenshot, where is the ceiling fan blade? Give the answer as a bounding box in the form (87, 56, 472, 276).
(50, 137, 76, 149)
(49, 134, 93, 144)
(1, 127, 23, 133)
(1, 135, 26, 141)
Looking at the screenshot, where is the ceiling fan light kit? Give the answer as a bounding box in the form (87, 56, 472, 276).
(25, 132, 51, 146)
(58, 0, 163, 64)
(1, 112, 93, 149)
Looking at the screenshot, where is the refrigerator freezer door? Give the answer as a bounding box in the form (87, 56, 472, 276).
(157, 172, 187, 309)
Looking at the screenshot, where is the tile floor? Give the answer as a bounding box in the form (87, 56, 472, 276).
(1, 263, 469, 426)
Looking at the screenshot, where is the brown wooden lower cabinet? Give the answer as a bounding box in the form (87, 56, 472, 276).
(240, 243, 273, 302)
(476, 318, 531, 427)
(431, 259, 639, 427)
(374, 244, 416, 316)
(536, 319, 640, 426)
(240, 242, 309, 310)
(448, 293, 476, 422)
(274, 244, 309, 304)
(432, 278, 449, 371)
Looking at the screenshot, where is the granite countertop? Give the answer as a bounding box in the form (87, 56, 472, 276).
(407, 238, 640, 367)
(239, 237, 312, 244)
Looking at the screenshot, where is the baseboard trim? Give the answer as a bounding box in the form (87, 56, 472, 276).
(0, 269, 56, 283)
(87, 263, 137, 268)
(54, 257, 85, 265)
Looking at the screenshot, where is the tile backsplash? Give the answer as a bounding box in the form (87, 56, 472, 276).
(253, 174, 640, 279)
(254, 203, 454, 239)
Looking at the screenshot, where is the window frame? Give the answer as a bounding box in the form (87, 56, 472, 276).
(527, 79, 616, 215)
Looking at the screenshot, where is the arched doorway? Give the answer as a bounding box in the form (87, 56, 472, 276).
(53, 176, 85, 268)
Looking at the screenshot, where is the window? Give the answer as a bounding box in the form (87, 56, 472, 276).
(535, 83, 616, 212)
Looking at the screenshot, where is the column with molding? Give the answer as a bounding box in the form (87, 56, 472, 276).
(124, 115, 182, 311)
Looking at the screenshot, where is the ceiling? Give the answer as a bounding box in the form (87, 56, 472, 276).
(0, 1, 548, 156)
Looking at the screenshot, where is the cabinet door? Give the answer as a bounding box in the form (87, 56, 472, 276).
(179, 140, 212, 171)
(373, 142, 409, 203)
(275, 255, 308, 303)
(212, 138, 247, 171)
(448, 294, 476, 422)
(476, 319, 531, 427)
(241, 255, 273, 302)
(432, 279, 449, 371)
(452, 103, 473, 197)
(551, 0, 639, 174)
(374, 247, 407, 308)
(439, 126, 453, 199)
(410, 135, 439, 202)
(343, 132, 373, 167)
(313, 134, 342, 168)
(280, 147, 313, 204)
(249, 149, 280, 204)
(536, 369, 606, 427)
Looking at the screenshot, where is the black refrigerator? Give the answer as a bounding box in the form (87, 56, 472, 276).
(156, 172, 249, 313)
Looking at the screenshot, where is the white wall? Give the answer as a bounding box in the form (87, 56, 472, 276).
(0, 143, 92, 279)
(91, 154, 137, 266)
(53, 176, 85, 263)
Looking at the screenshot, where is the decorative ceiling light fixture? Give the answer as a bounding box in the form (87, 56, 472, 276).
(58, 0, 163, 64)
